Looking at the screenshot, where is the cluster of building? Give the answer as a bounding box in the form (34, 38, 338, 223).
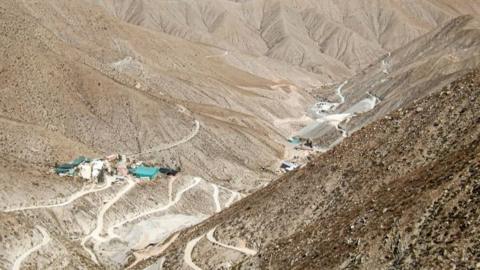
(54, 154, 179, 182)
(280, 137, 317, 172)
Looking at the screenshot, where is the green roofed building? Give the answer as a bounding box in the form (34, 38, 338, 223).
(129, 166, 160, 180)
(55, 156, 89, 175)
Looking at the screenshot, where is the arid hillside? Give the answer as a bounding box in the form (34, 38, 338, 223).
(1, 0, 480, 269)
(1, 0, 321, 191)
(299, 15, 480, 147)
(95, 0, 480, 78)
(147, 70, 480, 270)
(0, 1, 320, 268)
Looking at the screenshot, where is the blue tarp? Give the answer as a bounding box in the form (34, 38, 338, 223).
(129, 166, 160, 180)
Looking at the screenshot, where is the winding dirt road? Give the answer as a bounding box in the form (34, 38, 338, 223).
(206, 227, 257, 256)
(224, 190, 241, 208)
(182, 225, 257, 270)
(81, 177, 136, 264)
(107, 177, 201, 237)
(13, 226, 50, 270)
(335, 80, 348, 104)
(128, 120, 200, 157)
(5, 177, 115, 213)
(127, 234, 177, 269)
(184, 234, 205, 270)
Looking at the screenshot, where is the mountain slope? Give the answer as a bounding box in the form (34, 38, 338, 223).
(149, 69, 480, 270)
(0, 0, 320, 188)
(1, 1, 480, 269)
(300, 15, 480, 147)
(0, 1, 319, 268)
(95, 0, 480, 78)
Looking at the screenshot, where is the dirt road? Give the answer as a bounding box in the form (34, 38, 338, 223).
(5, 177, 115, 212)
(129, 120, 200, 157)
(206, 227, 257, 255)
(183, 234, 205, 270)
(13, 226, 50, 270)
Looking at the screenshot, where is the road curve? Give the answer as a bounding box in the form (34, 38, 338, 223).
(224, 190, 241, 208)
(5, 178, 114, 212)
(107, 177, 201, 236)
(184, 234, 204, 270)
(13, 226, 51, 270)
(206, 227, 257, 256)
(336, 80, 348, 104)
(128, 120, 200, 158)
(126, 234, 177, 269)
(81, 177, 136, 264)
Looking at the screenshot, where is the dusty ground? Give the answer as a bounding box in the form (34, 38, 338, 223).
(1, 0, 480, 269)
(96, 0, 480, 79)
(148, 69, 480, 270)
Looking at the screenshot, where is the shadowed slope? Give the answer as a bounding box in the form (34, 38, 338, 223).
(149, 69, 480, 270)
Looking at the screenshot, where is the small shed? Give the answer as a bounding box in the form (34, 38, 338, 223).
(129, 166, 160, 180)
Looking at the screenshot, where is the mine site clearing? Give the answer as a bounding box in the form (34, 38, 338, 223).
(3, 116, 240, 267)
(5, 166, 244, 268)
(176, 79, 386, 269)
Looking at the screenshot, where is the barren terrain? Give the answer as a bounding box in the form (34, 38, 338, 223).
(1, 1, 479, 269)
(146, 69, 480, 270)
